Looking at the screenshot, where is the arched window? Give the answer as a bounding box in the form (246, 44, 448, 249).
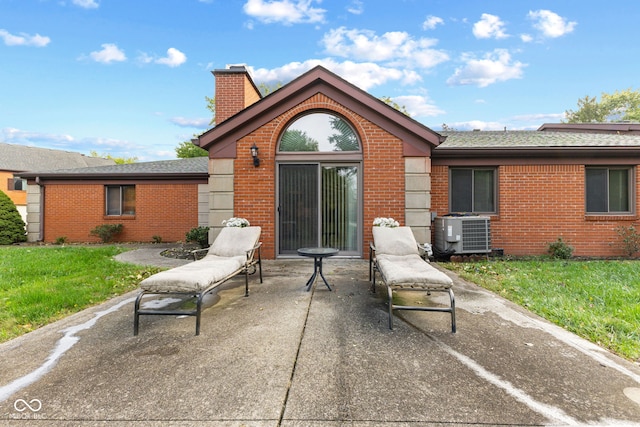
(276, 111, 363, 256)
(279, 112, 360, 152)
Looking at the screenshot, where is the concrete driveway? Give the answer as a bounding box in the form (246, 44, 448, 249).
(0, 249, 639, 426)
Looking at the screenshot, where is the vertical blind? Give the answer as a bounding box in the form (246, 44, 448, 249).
(279, 164, 359, 254)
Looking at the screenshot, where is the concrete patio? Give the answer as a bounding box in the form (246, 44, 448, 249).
(0, 248, 639, 426)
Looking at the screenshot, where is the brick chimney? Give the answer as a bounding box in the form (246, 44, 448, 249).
(212, 65, 262, 124)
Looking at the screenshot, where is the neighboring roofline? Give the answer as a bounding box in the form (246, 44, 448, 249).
(19, 172, 207, 181)
(197, 65, 445, 157)
(538, 122, 640, 133)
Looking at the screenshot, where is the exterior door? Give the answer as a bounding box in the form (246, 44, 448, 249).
(278, 163, 360, 256)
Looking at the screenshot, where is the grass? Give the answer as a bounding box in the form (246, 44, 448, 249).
(445, 258, 640, 362)
(0, 245, 161, 343)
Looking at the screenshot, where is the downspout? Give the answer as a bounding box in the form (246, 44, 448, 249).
(35, 176, 44, 242)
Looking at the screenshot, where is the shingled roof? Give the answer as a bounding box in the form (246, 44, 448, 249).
(17, 157, 208, 181)
(0, 142, 115, 172)
(438, 130, 640, 148)
(431, 130, 640, 164)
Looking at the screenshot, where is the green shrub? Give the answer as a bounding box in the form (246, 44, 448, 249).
(0, 190, 27, 245)
(547, 237, 573, 259)
(615, 225, 640, 257)
(90, 224, 123, 243)
(185, 226, 210, 248)
(152, 235, 163, 243)
(55, 236, 68, 245)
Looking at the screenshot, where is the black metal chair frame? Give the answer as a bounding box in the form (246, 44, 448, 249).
(134, 243, 262, 336)
(370, 243, 456, 332)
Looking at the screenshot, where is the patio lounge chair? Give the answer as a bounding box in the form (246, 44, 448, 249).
(370, 226, 456, 332)
(134, 226, 262, 336)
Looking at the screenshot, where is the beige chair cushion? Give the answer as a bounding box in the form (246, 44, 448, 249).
(376, 254, 452, 289)
(139, 226, 261, 293)
(140, 255, 246, 293)
(372, 226, 419, 256)
(206, 226, 261, 258)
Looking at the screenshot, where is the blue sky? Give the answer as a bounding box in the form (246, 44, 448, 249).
(1, 0, 638, 161)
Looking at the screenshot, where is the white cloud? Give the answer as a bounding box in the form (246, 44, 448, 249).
(321, 27, 449, 69)
(250, 58, 422, 91)
(445, 120, 504, 131)
(137, 48, 187, 67)
(528, 10, 576, 38)
(422, 15, 444, 31)
(243, 0, 326, 25)
(473, 13, 508, 39)
(72, 0, 99, 8)
(511, 113, 565, 123)
(155, 48, 187, 67)
(346, 0, 363, 15)
(169, 117, 209, 128)
(445, 112, 566, 132)
(392, 95, 444, 117)
(520, 34, 533, 43)
(89, 43, 126, 64)
(0, 29, 50, 47)
(447, 49, 526, 87)
(2, 127, 74, 145)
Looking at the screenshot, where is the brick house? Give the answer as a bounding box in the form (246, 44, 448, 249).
(16, 65, 640, 258)
(195, 65, 640, 259)
(0, 142, 114, 224)
(18, 158, 209, 243)
(195, 65, 444, 259)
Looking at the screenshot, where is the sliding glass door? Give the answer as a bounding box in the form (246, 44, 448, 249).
(278, 163, 360, 256)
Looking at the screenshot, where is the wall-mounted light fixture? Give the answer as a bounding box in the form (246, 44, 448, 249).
(250, 144, 260, 167)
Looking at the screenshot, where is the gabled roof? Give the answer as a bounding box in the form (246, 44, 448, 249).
(0, 142, 115, 172)
(18, 157, 208, 181)
(197, 65, 445, 157)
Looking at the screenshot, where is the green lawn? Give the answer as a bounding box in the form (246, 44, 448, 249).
(0, 246, 160, 343)
(445, 258, 640, 361)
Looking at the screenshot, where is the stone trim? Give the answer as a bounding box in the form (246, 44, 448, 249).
(405, 157, 432, 244)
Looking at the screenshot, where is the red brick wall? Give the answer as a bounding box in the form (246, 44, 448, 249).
(432, 164, 640, 257)
(215, 73, 246, 124)
(233, 93, 405, 259)
(43, 183, 199, 243)
(214, 71, 260, 124)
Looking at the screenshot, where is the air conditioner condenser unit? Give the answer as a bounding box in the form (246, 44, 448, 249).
(434, 216, 491, 254)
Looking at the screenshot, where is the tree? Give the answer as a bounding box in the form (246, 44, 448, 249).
(89, 151, 137, 164)
(176, 140, 208, 158)
(564, 88, 640, 123)
(258, 82, 282, 96)
(205, 95, 216, 126)
(0, 190, 27, 245)
(328, 116, 359, 151)
(279, 129, 319, 151)
(564, 95, 609, 123)
(379, 96, 410, 116)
